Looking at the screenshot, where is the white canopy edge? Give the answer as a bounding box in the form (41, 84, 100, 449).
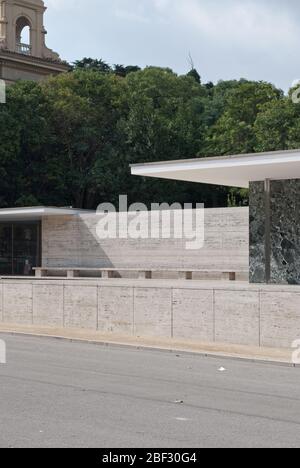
(131, 149, 300, 188)
(0, 207, 88, 221)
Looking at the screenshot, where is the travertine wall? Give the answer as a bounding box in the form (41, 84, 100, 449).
(1, 278, 300, 349)
(41, 207, 249, 275)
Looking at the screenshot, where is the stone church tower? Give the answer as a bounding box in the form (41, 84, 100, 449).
(0, 0, 69, 83)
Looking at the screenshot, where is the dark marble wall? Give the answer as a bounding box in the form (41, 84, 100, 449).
(249, 182, 266, 283)
(270, 180, 300, 285)
(249, 179, 300, 285)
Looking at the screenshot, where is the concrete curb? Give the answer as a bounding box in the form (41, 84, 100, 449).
(0, 327, 297, 368)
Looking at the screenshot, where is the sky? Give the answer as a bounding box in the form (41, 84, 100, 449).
(44, 0, 300, 92)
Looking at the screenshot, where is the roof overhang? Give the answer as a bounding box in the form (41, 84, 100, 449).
(131, 149, 300, 188)
(0, 207, 87, 222)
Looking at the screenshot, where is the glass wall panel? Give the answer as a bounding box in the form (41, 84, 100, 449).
(0, 222, 41, 275)
(0, 224, 12, 275)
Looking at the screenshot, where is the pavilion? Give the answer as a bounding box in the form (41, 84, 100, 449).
(131, 148, 300, 285)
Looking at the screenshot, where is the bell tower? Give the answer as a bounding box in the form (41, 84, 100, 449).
(0, 0, 69, 84)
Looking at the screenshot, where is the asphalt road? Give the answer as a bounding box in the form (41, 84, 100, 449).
(0, 334, 300, 448)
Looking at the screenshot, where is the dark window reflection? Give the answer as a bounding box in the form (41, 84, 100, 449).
(0, 222, 41, 276)
(0, 225, 12, 275)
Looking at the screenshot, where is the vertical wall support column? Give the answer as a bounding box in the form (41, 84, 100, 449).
(264, 179, 271, 284)
(249, 180, 272, 284)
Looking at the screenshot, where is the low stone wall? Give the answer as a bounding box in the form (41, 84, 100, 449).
(1, 278, 300, 349)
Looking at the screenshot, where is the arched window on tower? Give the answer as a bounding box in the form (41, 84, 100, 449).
(16, 17, 32, 55)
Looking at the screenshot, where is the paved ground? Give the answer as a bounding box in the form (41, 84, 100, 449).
(0, 334, 300, 448)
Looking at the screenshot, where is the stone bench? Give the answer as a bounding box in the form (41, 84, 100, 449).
(33, 267, 153, 279)
(33, 267, 239, 281)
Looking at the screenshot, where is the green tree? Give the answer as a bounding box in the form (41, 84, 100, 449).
(0, 80, 50, 206)
(113, 64, 141, 77)
(254, 99, 297, 152)
(73, 58, 111, 73)
(187, 68, 201, 84)
(122, 67, 210, 205)
(40, 69, 128, 208)
(205, 80, 283, 156)
(0, 62, 293, 211)
(0, 98, 20, 206)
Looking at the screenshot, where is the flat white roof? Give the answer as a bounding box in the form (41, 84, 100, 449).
(131, 149, 300, 188)
(0, 207, 88, 221)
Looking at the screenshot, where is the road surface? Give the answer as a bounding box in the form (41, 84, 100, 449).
(0, 334, 299, 448)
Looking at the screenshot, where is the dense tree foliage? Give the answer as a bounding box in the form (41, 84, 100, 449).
(0, 60, 299, 209)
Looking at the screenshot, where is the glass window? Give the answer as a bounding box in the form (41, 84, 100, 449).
(0, 222, 41, 275)
(0, 224, 12, 275)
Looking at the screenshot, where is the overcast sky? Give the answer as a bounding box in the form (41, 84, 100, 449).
(45, 0, 300, 92)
